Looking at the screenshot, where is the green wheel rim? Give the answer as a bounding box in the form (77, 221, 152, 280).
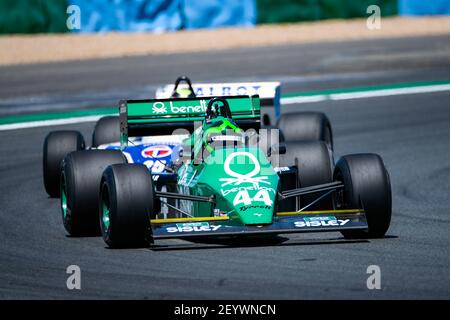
(101, 197, 110, 230)
(61, 180, 67, 220)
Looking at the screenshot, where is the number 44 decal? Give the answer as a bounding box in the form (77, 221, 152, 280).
(233, 189, 273, 206)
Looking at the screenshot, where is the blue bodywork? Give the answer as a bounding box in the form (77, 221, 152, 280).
(101, 136, 183, 184)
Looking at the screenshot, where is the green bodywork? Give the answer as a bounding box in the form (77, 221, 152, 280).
(117, 94, 370, 239)
(177, 101, 279, 224)
(177, 146, 279, 225)
(120, 95, 280, 225)
(190, 116, 242, 158)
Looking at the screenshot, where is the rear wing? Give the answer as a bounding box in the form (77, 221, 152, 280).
(156, 82, 281, 122)
(119, 95, 260, 148)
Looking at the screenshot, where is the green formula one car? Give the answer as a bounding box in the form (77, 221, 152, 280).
(54, 93, 391, 248)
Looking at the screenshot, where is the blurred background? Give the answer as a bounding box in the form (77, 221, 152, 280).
(1, 0, 450, 34)
(0, 0, 450, 302)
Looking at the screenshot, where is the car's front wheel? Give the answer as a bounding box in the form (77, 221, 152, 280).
(334, 154, 392, 239)
(100, 164, 156, 248)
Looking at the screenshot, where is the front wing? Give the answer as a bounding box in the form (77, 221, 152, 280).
(150, 209, 367, 240)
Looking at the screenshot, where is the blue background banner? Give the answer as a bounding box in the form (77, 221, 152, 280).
(399, 0, 450, 15)
(69, 0, 256, 33)
(69, 0, 183, 32)
(184, 0, 256, 30)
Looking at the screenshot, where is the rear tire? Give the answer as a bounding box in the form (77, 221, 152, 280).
(61, 150, 126, 236)
(100, 164, 155, 248)
(280, 141, 334, 211)
(277, 111, 333, 150)
(334, 154, 392, 239)
(92, 116, 120, 147)
(43, 131, 85, 198)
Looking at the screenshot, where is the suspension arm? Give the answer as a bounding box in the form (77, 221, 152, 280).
(155, 191, 216, 204)
(280, 181, 344, 200)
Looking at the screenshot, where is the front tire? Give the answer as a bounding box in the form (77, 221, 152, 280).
(100, 164, 155, 248)
(334, 154, 392, 239)
(61, 150, 126, 236)
(43, 130, 85, 198)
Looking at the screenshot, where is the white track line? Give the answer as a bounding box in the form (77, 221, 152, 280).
(281, 83, 450, 105)
(0, 115, 105, 131)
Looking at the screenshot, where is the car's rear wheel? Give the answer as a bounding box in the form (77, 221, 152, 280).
(61, 150, 126, 236)
(277, 111, 333, 150)
(43, 130, 85, 198)
(100, 164, 155, 248)
(334, 154, 392, 239)
(92, 116, 120, 148)
(279, 141, 334, 211)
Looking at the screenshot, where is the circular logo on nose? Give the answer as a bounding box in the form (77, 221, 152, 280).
(219, 151, 270, 188)
(223, 151, 260, 179)
(142, 145, 172, 158)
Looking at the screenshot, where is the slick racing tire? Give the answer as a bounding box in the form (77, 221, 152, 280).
(277, 111, 333, 150)
(43, 130, 85, 198)
(100, 164, 155, 248)
(92, 116, 120, 148)
(334, 154, 392, 239)
(280, 141, 334, 211)
(61, 150, 126, 236)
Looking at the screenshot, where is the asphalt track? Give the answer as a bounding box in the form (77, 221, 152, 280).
(0, 35, 450, 299)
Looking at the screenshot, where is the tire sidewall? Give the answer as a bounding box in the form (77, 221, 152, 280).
(100, 164, 154, 248)
(43, 131, 84, 197)
(334, 154, 392, 238)
(61, 150, 126, 236)
(92, 116, 120, 148)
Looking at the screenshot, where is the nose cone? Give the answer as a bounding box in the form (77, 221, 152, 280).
(202, 147, 279, 225)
